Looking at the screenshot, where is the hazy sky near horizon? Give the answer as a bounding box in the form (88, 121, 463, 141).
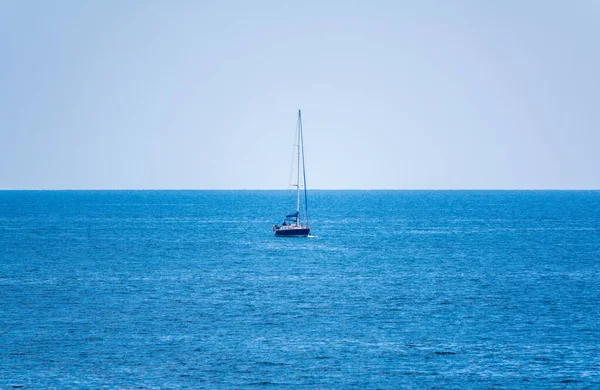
(1, 1, 599, 189)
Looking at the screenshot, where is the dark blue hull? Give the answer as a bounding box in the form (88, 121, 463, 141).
(274, 228, 310, 237)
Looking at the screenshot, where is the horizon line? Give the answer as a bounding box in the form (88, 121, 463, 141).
(1, 188, 599, 191)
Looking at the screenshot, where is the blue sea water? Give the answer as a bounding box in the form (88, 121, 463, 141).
(1, 190, 599, 388)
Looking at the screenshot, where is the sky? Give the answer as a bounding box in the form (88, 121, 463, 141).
(1, 0, 599, 189)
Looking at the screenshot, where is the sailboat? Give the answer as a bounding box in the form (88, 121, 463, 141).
(272, 110, 310, 237)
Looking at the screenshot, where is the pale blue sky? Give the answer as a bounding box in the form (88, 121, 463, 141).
(1, 1, 599, 189)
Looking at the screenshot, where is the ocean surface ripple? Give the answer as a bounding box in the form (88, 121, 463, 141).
(1, 190, 599, 388)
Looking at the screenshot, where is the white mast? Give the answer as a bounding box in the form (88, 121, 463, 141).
(296, 109, 301, 225)
(300, 111, 308, 228)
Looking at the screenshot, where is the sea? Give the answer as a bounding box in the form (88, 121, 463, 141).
(1, 190, 599, 388)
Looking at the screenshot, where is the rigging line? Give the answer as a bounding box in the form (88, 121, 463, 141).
(288, 116, 297, 189)
(287, 115, 298, 211)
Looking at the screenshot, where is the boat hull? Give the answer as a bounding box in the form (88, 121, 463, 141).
(274, 228, 310, 237)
